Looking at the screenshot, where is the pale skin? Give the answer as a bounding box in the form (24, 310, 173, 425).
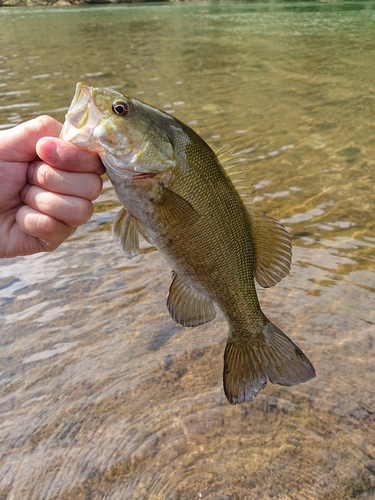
(0, 115, 105, 258)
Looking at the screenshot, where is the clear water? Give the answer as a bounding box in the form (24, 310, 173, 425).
(1, 2, 375, 498)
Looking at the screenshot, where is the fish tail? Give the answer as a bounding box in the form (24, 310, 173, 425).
(223, 321, 315, 405)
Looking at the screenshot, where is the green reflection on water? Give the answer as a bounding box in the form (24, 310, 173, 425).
(1, 1, 375, 264)
(1, 2, 375, 499)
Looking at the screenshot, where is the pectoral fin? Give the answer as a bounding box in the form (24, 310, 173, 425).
(112, 207, 154, 259)
(156, 183, 199, 227)
(250, 209, 292, 288)
(167, 272, 216, 327)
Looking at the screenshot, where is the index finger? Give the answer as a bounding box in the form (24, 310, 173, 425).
(0, 116, 62, 162)
(36, 136, 105, 175)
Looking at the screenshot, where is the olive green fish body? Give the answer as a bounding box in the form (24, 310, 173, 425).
(108, 119, 263, 331)
(61, 83, 315, 404)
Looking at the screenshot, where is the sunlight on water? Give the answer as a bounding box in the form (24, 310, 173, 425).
(1, 2, 375, 498)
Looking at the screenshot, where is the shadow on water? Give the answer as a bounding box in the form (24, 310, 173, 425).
(1, 1, 375, 498)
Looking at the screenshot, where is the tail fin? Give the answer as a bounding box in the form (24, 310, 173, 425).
(223, 322, 315, 405)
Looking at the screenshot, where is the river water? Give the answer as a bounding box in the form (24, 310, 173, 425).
(1, 1, 375, 498)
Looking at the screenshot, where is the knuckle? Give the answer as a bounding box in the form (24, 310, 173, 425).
(35, 213, 73, 242)
(34, 115, 60, 133)
(86, 174, 103, 201)
(34, 212, 58, 235)
(69, 199, 94, 227)
(21, 184, 42, 209)
(36, 163, 54, 188)
(35, 115, 54, 128)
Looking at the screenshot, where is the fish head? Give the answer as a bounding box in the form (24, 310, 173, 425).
(60, 83, 176, 176)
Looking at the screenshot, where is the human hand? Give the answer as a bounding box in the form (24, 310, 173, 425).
(0, 115, 105, 258)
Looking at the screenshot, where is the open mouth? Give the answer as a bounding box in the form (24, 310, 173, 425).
(60, 83, 104, 152)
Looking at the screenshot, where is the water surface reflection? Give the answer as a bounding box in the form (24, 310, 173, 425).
(1, 2, 375, 498)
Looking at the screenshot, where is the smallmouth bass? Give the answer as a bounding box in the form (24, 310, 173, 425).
(61, 83, 315, 404)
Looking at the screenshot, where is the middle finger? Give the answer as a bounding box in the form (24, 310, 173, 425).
(20, 184, 94, 227)
(27, 161, 103, 201)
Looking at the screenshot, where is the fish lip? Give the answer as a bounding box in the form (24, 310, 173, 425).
(65, 82, 92, 129)
(72, 82, 88, 106)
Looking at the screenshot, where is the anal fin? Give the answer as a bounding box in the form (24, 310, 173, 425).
(167, 272, 216, 327)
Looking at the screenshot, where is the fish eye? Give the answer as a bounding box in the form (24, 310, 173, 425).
(112, 100, 130, 116)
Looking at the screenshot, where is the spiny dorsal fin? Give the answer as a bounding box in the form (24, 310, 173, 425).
(249, 208, 292, 288)
(167, 272, 216, 327)
(216, 146, 254, 206)
(112, 207, 154, 259)
(216, 145, 241, 163)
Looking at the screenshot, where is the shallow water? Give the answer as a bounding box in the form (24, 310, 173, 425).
(1, 1, 375, 498)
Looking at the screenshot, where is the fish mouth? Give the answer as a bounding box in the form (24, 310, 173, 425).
(132, 171, 159, 179)
(60, 82, 104, 152)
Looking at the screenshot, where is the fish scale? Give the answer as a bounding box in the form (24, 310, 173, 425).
(61, 83, 316, 404)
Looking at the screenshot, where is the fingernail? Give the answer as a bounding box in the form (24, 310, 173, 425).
(37, 137, 57, 162)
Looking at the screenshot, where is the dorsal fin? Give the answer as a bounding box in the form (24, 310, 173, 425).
(112, 207, 154, 259)
(249, 208, 292, 288)
(216, 146, 254, 206)
(167, 272, 216, 327)
(215, 146, 291, 287)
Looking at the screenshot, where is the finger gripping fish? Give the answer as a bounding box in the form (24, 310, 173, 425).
(61, 83, 315, 404)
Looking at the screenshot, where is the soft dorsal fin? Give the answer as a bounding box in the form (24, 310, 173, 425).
(112, 207, 154, 259)
(216, 147, 291, 286)
(249, 209, 292, 288)
(167, 272, 216, 327)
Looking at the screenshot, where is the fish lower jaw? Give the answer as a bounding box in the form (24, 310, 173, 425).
(106, 165, 160, 180)
(99, 153, 137, 178)
(100, 149, 163, 179)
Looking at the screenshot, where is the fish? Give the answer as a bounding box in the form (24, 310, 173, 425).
(60, 82, 316, 404)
